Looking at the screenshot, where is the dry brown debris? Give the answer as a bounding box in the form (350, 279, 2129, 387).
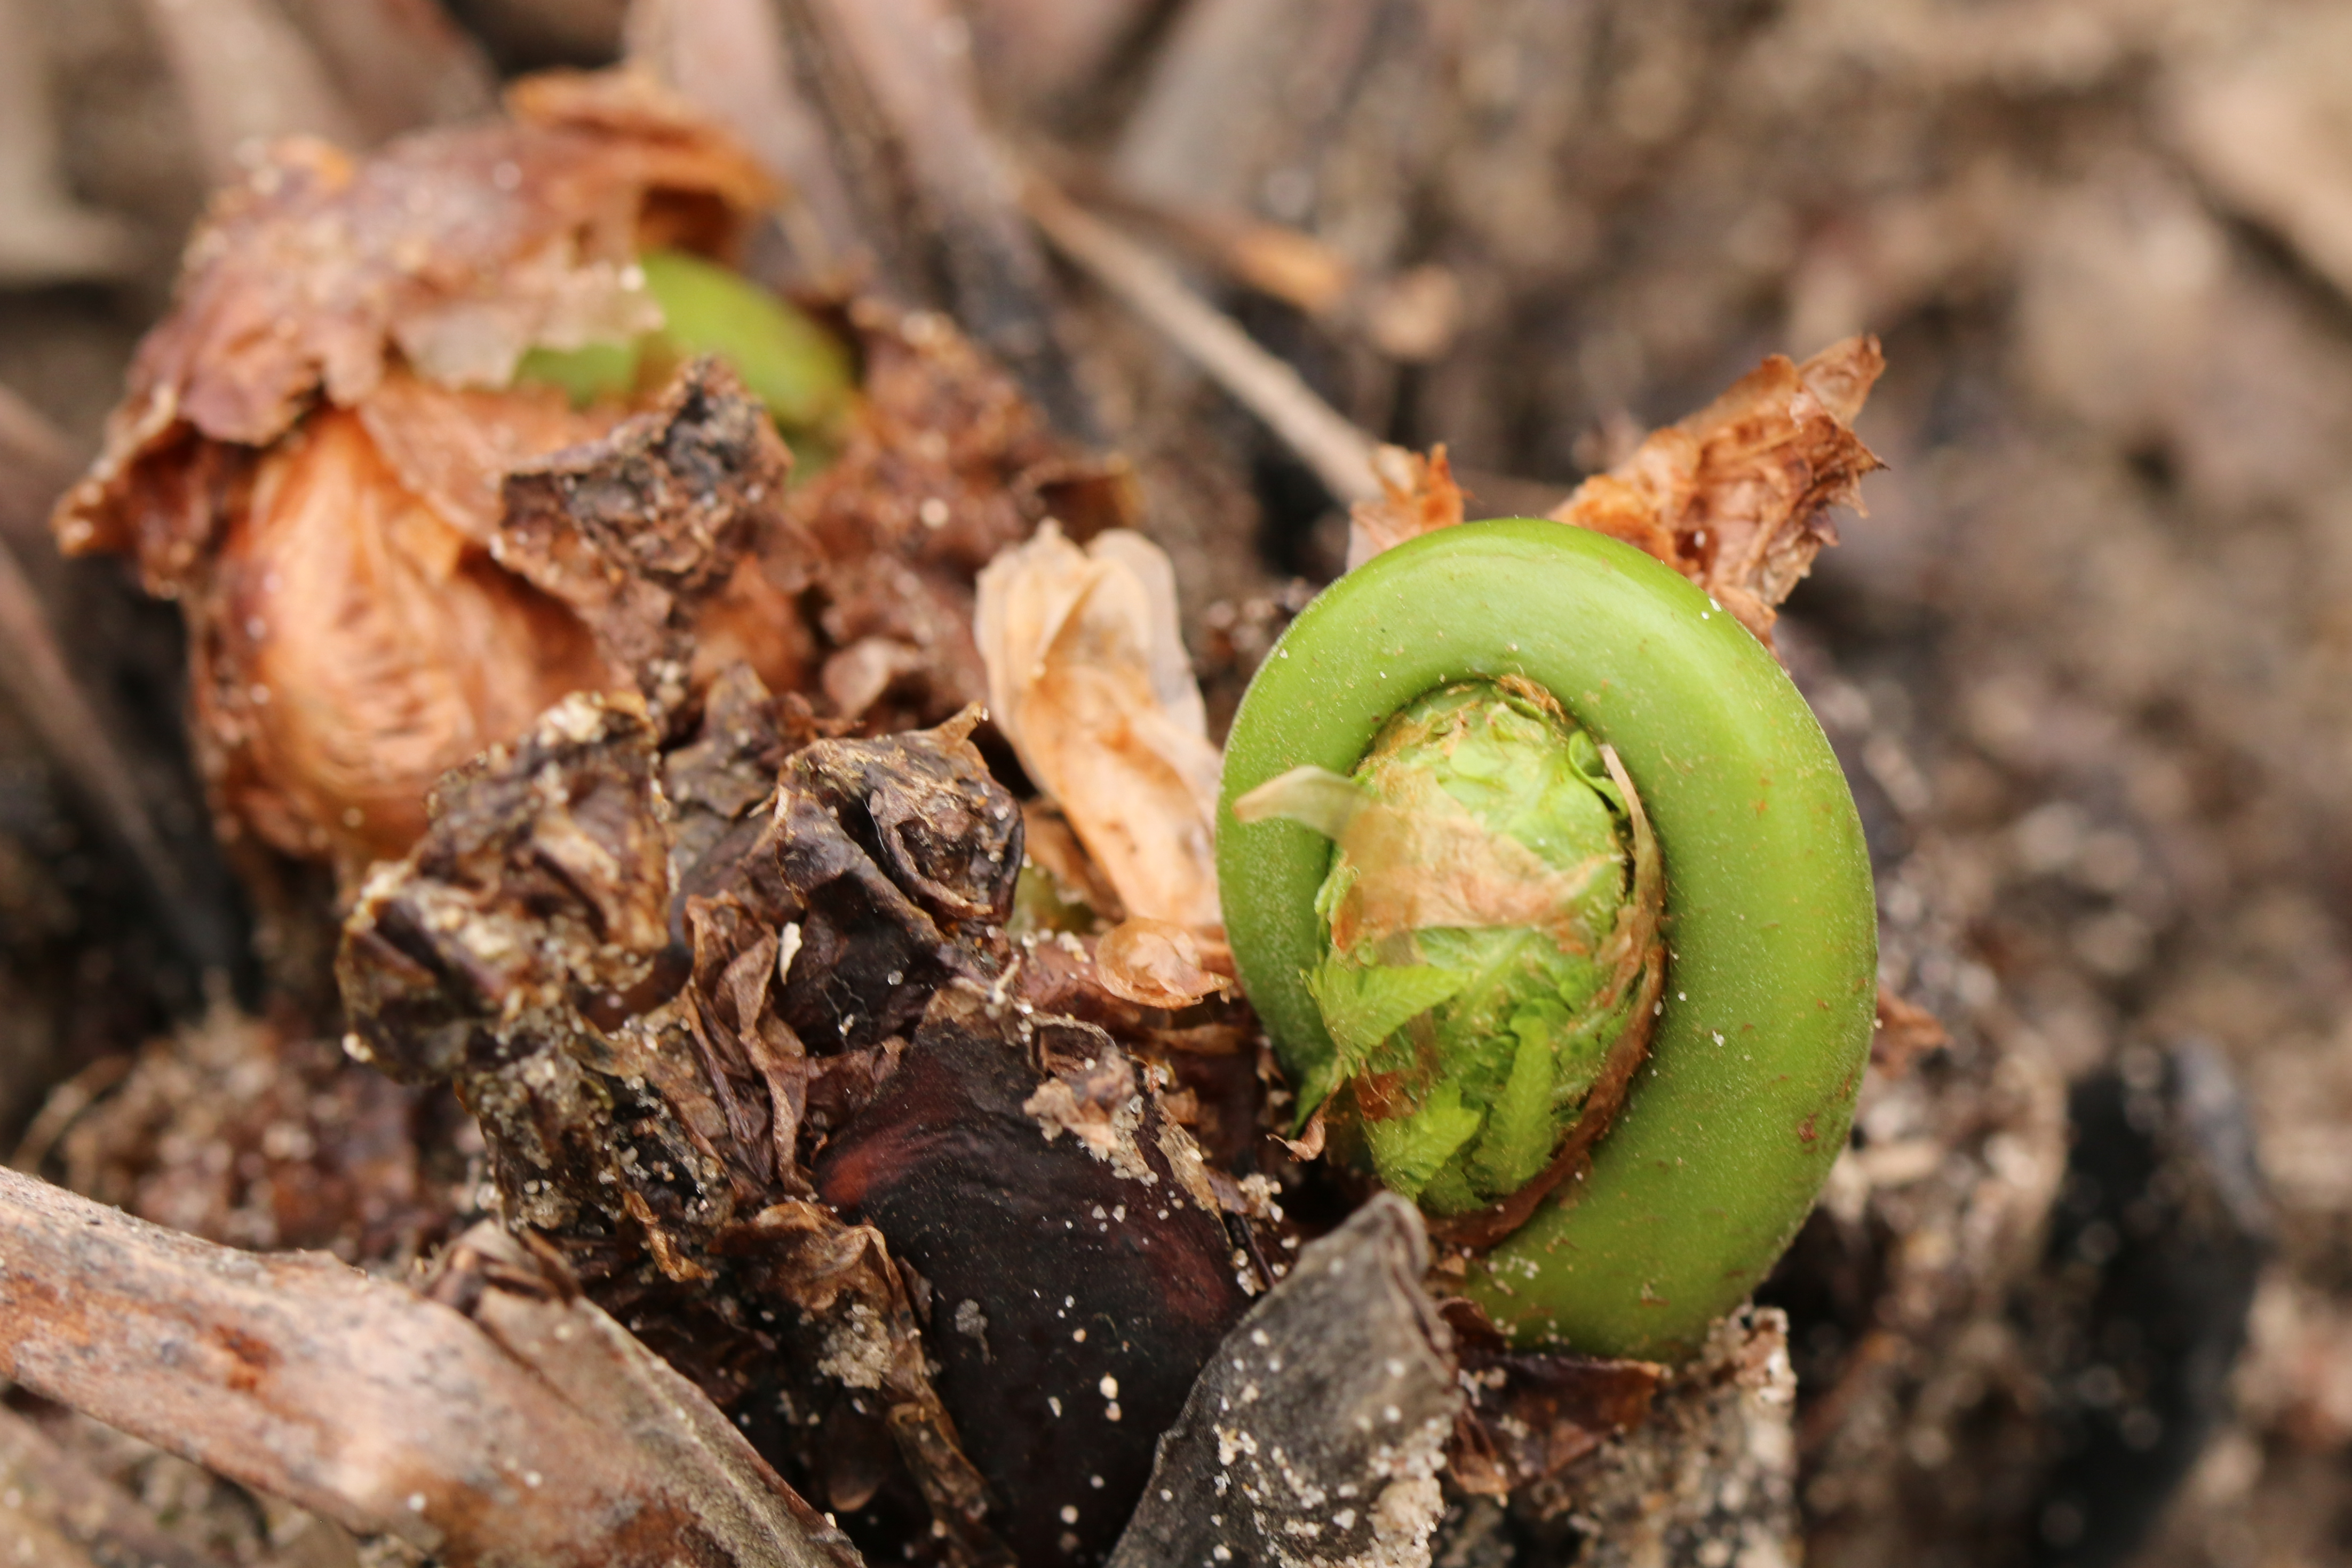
(1552, 336, 1886, 645)
(1335, 339, 1884, 648)
(803, 304, 1140, 736)
(23, 1001, 466, 1269)
(1346, 443, 1464, 571)
(975, 520, 1221, 927)
(333, 676, 1276, 1566)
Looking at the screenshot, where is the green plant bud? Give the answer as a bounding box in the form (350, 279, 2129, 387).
(1238, 680, 1661, 1215)
(518, 249, 854, 433)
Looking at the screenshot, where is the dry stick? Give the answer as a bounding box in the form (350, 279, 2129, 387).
(0, 545, 224, 966)
(0, 1166, 861, 1568)
(776, 0, 1097, 436)
(0, 399, 236, 972)
(1022, 176, 1382, 507)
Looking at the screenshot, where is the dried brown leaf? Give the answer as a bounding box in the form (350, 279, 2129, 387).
(1440, 1298, 1662, 1499)
(793, 303, 1132, 735)
(1552, 336, 1887, 644)
(496, 358, 815, 715)
(975, 522, 1222, 927)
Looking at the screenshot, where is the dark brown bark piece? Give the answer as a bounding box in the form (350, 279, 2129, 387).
(1107, 1193, 1461, 1568)
(815, 1006, 1259, 1567)
(0, 1165, 862, 1568)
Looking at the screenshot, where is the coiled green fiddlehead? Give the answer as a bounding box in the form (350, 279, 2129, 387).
(1218, 519, 1876, 1360)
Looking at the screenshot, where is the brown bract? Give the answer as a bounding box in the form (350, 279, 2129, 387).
(1551, 336, 1887, 644)
(1346, 442, 1465, 570)
(975, 521, 1222, 927)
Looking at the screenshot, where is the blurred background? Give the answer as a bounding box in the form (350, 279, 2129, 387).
(4, 1, 2352, 1564)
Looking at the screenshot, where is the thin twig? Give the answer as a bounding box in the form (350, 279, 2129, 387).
(0, 537, 234, 972)
(0, 387, 240, 974)
(1022, 174, 1381, 506)
(0, 1165, 860, 1568)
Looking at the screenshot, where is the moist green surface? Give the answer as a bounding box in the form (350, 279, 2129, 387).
(1217, 519, 1877, 1359)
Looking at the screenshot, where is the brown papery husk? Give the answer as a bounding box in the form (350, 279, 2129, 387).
(199, 404, 614, 875)
(1340, 339, 1885, 649)
(195, 362, 817, 888)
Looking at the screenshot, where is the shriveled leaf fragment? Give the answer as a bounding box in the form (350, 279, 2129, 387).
(1094, 917, 1232, 1008)
(976, 521, 1222, 926)
(1440, 1300, 1662, 1500)
(1551, 335, 1886, 644)
(497, 358, 816, 717)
